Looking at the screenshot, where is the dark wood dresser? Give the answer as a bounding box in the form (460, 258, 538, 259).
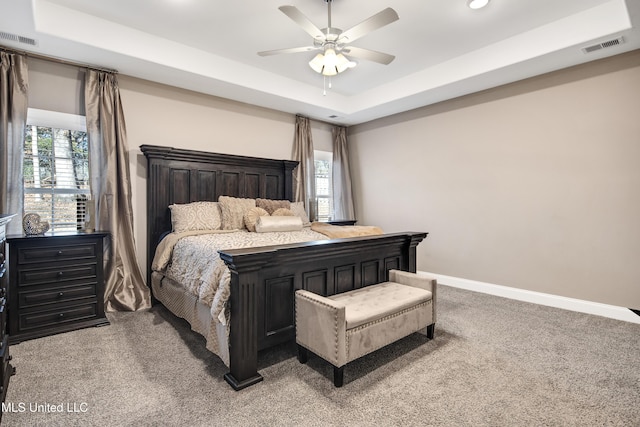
(7, 231, 110, 343)
(0, 214, 16, 412)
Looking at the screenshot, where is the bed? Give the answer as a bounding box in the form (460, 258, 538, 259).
(141, 144, 427, 390)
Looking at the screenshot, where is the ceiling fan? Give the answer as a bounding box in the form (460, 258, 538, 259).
(258, 0, 399, 77)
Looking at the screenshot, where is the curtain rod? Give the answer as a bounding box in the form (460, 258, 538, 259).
(0, 45, 118, 74)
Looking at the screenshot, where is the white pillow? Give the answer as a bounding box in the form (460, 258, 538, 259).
(255, 215, 303, 233)
(289, 201, 311, 226)
(169, 202, 221, 232)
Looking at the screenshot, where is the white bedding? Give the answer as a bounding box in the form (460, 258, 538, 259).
(151, 228, 328, 362)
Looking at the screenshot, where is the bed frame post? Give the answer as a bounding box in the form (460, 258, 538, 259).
(221, 251, 274, 391)
(407, 233, 425, 273)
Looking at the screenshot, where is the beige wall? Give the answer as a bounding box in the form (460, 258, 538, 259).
(25, 50, 640, 309)
(117, 76, 334, 271)
(348, 50, 640, 309)
(26, 62, 334, 273)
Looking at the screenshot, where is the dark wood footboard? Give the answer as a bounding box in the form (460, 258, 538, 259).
(141, 144, 428, 391)
(219, 231, 427, 390)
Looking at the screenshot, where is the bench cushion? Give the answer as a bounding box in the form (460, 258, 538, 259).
(328, 282, 432, 329)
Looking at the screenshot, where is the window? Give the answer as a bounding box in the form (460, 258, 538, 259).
(23, 109, 90, 232)
(314, 150, 333, 222)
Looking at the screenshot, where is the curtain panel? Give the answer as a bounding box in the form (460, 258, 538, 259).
(85, 70, 150, 311)
(0, 52, 28, 234)
(332, 126, 355, 221)
(292, 115, 316, 220)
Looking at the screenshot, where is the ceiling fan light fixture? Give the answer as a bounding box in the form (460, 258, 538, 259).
(467, 0, 490, 9)
(323, 48, 338, 67)
(309, 48, 355, 76)
(335, 53, 354, 73)
(309, 53, 325, 73)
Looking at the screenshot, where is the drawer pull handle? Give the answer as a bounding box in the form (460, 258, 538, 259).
(57, 271, 64, 277)
(57, 250, 63, 255)
(59, 313, 64, 318)
(58, 292, 64, 297)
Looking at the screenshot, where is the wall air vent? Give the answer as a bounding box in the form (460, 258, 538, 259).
(0, 31, 38, 46)
(582, 36, 624, 54)
(328, 115, 339, 119)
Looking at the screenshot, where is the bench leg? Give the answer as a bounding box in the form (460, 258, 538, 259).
(426, 323, 435, 339)
(333, 366, 344, 387)
(297, 345, 308, 364)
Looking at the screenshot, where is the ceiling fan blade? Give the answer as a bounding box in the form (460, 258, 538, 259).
(278, 6, 325, 40)
(258, 46, 318, 57)
(337, 7, 399, 44)
(342, 46, 395, 65)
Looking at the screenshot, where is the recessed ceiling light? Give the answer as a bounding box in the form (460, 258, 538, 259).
(468, 0, 490, 9)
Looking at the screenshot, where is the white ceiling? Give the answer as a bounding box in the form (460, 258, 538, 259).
(1, 0, 639, 125)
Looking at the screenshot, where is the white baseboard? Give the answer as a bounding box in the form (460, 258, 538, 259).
(419, 271, 640, 325)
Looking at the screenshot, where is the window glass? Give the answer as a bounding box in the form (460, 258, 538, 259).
(24, 109, 90, 232)
(314, 150, 333, 222)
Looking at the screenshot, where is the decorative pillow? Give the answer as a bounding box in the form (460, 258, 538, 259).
(244, 207, 269, 232)
(271, 207, 295, 217)
(255, 215, 303, 233)
(169, 201, 221, 232)
(256, 198, 291, 215)
(290, 201, 311, 226)
(218, 196, 256, 230)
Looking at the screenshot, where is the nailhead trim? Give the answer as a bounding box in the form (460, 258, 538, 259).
(346, 300, 432, 361)
(296, 292, 343, 365)
(296, 290, 433, 366)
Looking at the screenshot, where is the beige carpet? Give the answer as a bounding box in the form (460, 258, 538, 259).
(4, 285, 640, 426)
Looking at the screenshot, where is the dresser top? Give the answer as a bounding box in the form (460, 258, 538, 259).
(7, 230, 109, 241)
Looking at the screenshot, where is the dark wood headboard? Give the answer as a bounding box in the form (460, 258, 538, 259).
(140, 145, 298, 279)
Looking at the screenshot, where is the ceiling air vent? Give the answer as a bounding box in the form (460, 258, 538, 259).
(582, 36, 624, 54)
(328, 115, 339, 119)
(0, 31, 38, 46)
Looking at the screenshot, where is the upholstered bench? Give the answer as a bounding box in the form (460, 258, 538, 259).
(295, 270, 437, 387)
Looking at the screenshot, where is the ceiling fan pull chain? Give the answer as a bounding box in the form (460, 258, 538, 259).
(323, 75, 327, 96)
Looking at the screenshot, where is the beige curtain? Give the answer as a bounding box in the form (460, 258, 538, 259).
(292, 115, 316, 220)
(0, 52, 28, 234)
(85, 70, 150, 311)
(332, 126, 355, 220)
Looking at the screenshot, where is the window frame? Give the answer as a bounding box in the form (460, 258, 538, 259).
(24, 108, 91, 232)
(314, 150, 333, 222)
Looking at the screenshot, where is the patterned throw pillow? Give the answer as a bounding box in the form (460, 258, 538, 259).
(289, 201, 311, 226)
(271, 208, 295, 217)
(244, 207, 269, 232)
(169, 202, 221, 232)
(218, 196, 256, 230)
(256, 198, 291, 215)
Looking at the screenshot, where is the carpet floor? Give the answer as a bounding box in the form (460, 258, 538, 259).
(3, 285, 639, 426)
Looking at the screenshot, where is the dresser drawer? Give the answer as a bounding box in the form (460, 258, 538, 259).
(0, 301, 5, 348)
(0, 334, 10, 402)
(7, 232, 109, 343)
(16, 243, 97, 264)
(17, 263, 97, 287)
(18, 302, 99, 331)
(18, 283, 97, 309)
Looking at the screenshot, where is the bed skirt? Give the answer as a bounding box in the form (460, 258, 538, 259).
(151, 272, 230, 366)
